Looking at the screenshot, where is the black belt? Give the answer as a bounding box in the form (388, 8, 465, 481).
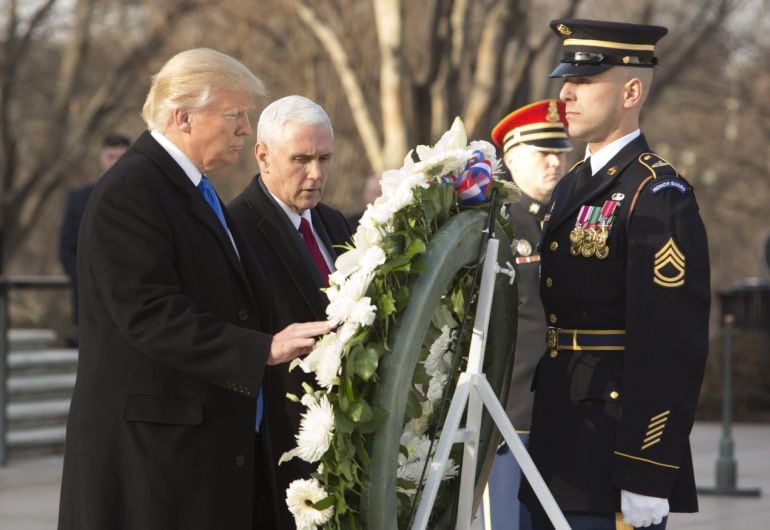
(547, 327, 625, 351)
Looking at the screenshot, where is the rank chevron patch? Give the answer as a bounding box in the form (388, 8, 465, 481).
(653, 237, 685, 288)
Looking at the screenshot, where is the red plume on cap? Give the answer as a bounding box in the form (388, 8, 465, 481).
(490, 99, 571, 154)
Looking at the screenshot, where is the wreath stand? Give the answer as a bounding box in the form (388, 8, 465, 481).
(410, 236, 570, 530)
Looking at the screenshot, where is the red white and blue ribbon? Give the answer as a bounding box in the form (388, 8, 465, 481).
(453, 150, 492, 205)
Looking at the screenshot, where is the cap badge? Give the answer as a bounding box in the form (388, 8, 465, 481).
(546, 100, 560, 122)
(529, 202, 541, 215)
(557, 24, 572, 36)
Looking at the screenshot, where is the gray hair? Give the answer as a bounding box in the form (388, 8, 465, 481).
(256, 95, 332, 147)
(142, 48, 266, 132)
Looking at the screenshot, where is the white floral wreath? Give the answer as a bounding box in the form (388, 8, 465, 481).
(281, 117, 519, 529)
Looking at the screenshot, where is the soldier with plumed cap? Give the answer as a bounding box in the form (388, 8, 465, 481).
(520, 19, 710, 530)
(473, 99, 571, 530)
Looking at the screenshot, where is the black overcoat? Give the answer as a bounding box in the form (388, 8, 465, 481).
(521, 135, 710, 514)
(228, 175, 352, 530)
(58, 132, 274, 530)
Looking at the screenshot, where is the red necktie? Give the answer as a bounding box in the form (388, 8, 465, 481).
(299, 217, 331, 286)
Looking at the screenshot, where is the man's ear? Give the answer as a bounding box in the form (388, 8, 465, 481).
(255, 143, 268, 172)
(172, 108, 192, 133)
(623, 77, 644, 109)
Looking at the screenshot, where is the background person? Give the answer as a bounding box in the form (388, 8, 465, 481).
(58, 133, 130, 339)
(474, 99, 572, 530)
(228, 95, 352, 529)
(57, 48, 328, 530)
(521, 19, 710, 530)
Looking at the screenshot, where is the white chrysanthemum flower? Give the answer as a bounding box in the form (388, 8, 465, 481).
(298, 333, 342, 375)
(336, 321, 360, 344)
(332, 250, 361, 281)
(468, 139, 498, 163)
(426, 371, 448, 402)
(353, 221, 383, 252)
(388, 184, 418, 213)
(496, 177, 522, 205)
(325, 271, 374, 326)
(380, 168, 409, 199)
(431, 116, 468, 154)
(424, 326, 454, 375)
(280, 394, 334, 464)
(398, 433, 459, 487)
(347, 296, 376, 327)
(403, 415, 429, 440)
(359, 245, 387, 273)
(285, 478, 334, 530)
(397, 435, 431, 484)
(443, 458, 460, 479)
(314, 343, 342, 389)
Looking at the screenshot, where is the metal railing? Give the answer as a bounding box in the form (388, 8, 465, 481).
(0, 275, 70, 464)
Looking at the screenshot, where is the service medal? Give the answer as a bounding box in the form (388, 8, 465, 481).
(516, 239, 533, 257)
(581, 240, 596, 258)
(596, 244, 609, 259)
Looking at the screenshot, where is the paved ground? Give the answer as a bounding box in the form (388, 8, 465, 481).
(0, 422, 768, 529)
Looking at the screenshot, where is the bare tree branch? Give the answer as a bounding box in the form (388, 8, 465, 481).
(373, 0, 409, 167)
(291, 0, 386, 172)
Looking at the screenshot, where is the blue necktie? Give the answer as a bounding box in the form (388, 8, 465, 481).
(197, 175, 264, 431)
(198, 176, 229, 231)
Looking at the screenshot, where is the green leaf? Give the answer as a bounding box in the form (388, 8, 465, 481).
(378, 255, 412, 274)
(354, 435, 372, 466)
(451, 284, 465, 318)
(405, 389, 422, 420)
(335, 411, 355, 434)
(378, 292, 396, 319)
(313, 496, 336, 510)
(352, 345, 381, 381)
(348, 399, 374, 423)
(432, 302, 458, 330)
(403, 237, 426, 259)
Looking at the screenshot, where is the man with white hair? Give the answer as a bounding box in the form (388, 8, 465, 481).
(58, 49, 328, 530)
(229, 95, 352, 529)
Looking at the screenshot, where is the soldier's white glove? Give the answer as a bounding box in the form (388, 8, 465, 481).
(620, 489, 669, 527)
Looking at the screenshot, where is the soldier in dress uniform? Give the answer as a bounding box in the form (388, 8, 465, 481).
(474, 99, 572, 530)
(520, 19, 710, 530)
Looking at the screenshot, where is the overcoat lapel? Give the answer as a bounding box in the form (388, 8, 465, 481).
(132, 132, 252, 291)
(244, 177, 329, 316)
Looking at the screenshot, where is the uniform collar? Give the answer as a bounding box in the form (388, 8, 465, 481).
(585, 129, 641, 175)
(518, 193, 548, 222)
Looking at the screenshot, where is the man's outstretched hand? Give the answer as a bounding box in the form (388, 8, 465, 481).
(268, 321, 330, 365)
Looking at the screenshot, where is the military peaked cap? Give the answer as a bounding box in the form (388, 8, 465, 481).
(549, 18, 668, 78)
(491, 99, 572, 154)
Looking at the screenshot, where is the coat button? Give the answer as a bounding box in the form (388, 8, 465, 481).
(549, 241, 558, 251)
(549, 349, 558, 358)
(548, 313, 557, 324)
(238, 308, 249, 322)
(609, 391, 620, 400)
(235, 454, 246, 467)
(545, 277, 553, 288)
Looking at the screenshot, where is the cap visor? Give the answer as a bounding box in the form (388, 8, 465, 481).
(549, 62, 613, 78)
(525, 138, 573, 152)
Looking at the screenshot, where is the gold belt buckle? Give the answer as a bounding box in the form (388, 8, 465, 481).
(546, 327, 558, 349)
